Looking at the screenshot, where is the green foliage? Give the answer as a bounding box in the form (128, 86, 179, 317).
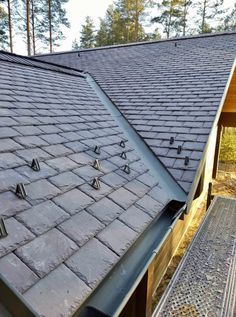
(0, 5, 8, 49)
(220, 129, 236, 162)
(80, 16, 95, 48)
(72, 38, 79, 50)
(96, 0, 150, 47)
(217, 3, 236, 31)
(152, 0, 187, 38)
(40, 0, 70, 49)
(196, 0, 226, 34)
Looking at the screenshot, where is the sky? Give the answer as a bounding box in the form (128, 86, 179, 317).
(13, 0, 236, 55)
(63, 0, 114, 50)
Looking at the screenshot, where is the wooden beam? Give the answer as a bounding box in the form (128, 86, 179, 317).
(212, 125, 222, 178)
(219, 113, 236, 127)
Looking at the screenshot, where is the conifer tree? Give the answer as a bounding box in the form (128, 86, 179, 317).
(96, 0, 149, 47)
(218, 3, 236, 31)
(0, 0, 13, 52)
(80, 16, 95, 48)
(72, 38, 79, 50)
(152, 0, 184, 38)
(196, 0, 226, 33)
(38, 0, 70, 53)
(0, 5, 8, 49)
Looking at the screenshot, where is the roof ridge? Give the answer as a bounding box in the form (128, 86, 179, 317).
(0, 50, 85, 77)
(33, 31, 236, 57)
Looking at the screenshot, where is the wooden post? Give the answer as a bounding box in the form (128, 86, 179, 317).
(206, 182, 212, 210)
(212, 125, 222, 179)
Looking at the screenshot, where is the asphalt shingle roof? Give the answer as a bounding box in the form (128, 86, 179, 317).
(0, 53, 169, 317)
(35, 32, 236, 193)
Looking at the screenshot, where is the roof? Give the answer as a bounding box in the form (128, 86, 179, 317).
(0, 52, 172, 317)
(35, 32, 236, 193)
(0, 32, 235, 317)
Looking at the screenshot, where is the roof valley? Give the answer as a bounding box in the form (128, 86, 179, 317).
(85, 73, 187, 202)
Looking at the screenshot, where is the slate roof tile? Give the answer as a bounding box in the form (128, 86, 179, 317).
(0, 169, 28, 192)
(86, 197, 124, 225)
(24, 265, 91, 317)
(16, 201, 69, 235)
(0, 153, 25, 169)
(0, 218, 34, 257)
(15, 228, 78, 278)
(109, 187, 138, 209)
(119, 205, 152, 232)
(53, 188, 95, 215)
(79, 181, 113, 201)
(58, 211, 104, 247)
(0, 191, 30, 218)
(135, 195, 164, 218)
(46, 156, 78, 172)
(97, 219, 138, 256)
(43, 144, 74, 157)
(16, 162, 57, 182)
(66, 238, 119, 288)
(25, 179, 61, 204)
(15, 147, 52, 162)
(0, 253, 39, 293)
(0, 139, 23, 152)
(37, 33, 236, 192)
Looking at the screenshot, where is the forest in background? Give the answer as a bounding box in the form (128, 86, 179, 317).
(0, 0, 235, 54)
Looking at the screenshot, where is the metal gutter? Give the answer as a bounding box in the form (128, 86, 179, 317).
(186, 58, 236, 212)
(0, 273, 39, 317)
(76, 201, 186, 317)
(85, 73, 187, 202)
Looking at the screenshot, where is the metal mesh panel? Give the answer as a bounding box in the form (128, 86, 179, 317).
(154, 197, 236, 317)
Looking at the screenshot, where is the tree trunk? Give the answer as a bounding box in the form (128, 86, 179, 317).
(201, 0, 207, 33)
(183, 0, 187, 36)
(48, 0, 52, 53)
(167, 0, 173, 38)
(26, 0, 31, 56)
(31, 0, 36, 55)
(134, 0, 139, 41)
(7, 0, 13, 52)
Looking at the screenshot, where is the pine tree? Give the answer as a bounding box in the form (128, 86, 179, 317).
(72, 38, 79, 50)
(196, 0, 226, 33)
(13, 0, 45, 55)
(80, 16, 95, 48)
(96, 17, 111, 47)
(0, 0, 13, 52)
(39, 0, 70, 53)
(0, 4, 8, 49)
(95, 0, 149, 47)
(152, 0, 184, 38)
(180, 0, 192, 36)
(218, 3, 236, 31)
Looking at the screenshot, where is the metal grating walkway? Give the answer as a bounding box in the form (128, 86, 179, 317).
(153, 196, 236, 317)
